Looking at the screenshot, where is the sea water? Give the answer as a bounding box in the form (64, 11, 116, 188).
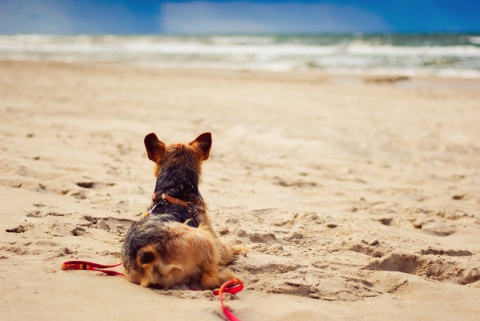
(1, 33, 479, 78)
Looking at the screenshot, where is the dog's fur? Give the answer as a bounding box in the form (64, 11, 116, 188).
(121, 132, 243, 289)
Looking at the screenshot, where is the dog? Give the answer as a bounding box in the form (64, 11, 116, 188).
(121, 132, 243, 289)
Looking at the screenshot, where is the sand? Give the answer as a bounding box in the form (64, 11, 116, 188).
(1, 60, 480, 321)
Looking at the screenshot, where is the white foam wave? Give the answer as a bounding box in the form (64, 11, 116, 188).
(2, 35, 480, 57)
(1, 34, 479, 78)
(347, 42, 480, 57)
(469, 37, 480, 45)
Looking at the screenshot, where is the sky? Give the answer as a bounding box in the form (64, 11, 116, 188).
(0, 0, 479, 35)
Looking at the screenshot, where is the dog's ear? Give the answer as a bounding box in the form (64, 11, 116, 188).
(190, 132, 212, 161)
(144, 133, 166, 163)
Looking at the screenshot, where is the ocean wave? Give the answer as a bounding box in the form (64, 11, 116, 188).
(469, 36, 480, 45)
(1, 34, 479, 78)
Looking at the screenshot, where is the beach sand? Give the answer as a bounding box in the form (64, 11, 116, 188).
(1, 60, 479, 320)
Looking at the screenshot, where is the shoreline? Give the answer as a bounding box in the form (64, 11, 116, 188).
(2, 59, 480, 90)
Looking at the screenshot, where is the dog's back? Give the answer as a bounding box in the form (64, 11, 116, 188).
(145, 132, 213, 229)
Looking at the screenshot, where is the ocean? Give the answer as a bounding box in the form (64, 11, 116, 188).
(1, 33, 480, 78)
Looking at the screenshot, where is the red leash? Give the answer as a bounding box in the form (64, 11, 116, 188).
(214, 278, 243, 321)
(62, 260, 124, 276)
(62, 260, 243, 321)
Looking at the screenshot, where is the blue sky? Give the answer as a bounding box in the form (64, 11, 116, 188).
(0, 0, 479, 34)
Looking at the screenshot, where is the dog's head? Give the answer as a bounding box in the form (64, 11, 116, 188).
(144, 132, 212, 178)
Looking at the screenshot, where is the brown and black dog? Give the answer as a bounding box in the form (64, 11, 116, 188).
(121, 132, 243, 289)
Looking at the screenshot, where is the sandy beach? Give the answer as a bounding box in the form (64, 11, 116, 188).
(1, 60, 480, 320)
